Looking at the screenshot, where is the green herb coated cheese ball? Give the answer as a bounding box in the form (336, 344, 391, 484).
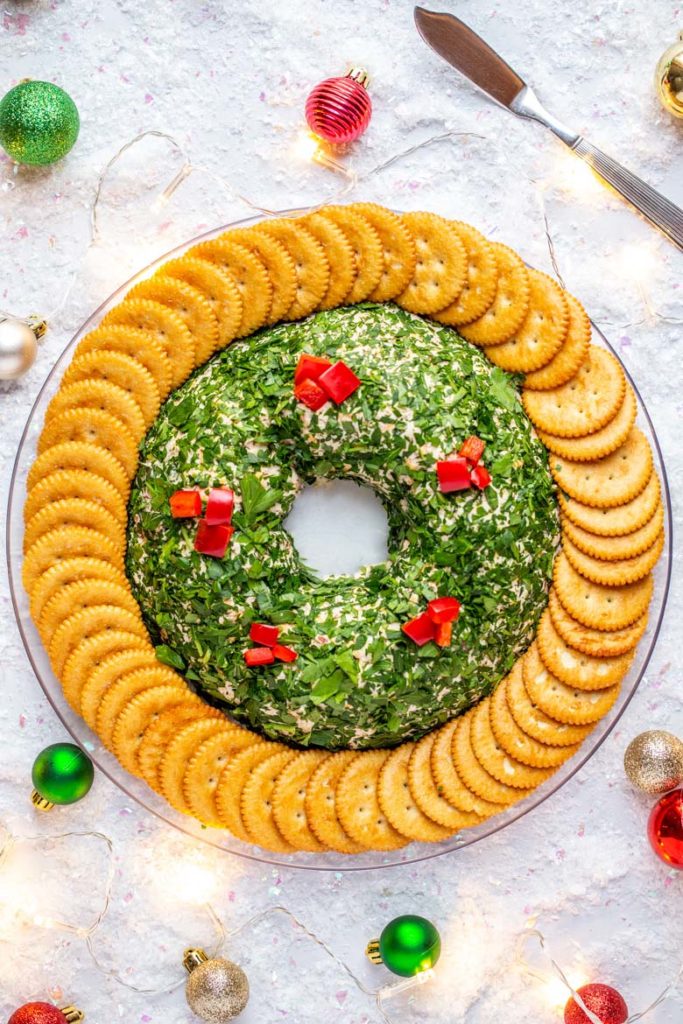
(126, 304, 558, 750)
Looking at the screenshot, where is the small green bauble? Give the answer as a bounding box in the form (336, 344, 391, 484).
(366, 915, 441, 977)
(31, 743, 94, 808)
(0, 81, 80, 165)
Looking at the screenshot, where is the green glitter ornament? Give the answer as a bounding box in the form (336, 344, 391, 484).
(366, 915, 441, 977)
(0, 81, 79, 165)
(31, 743, 94, 810)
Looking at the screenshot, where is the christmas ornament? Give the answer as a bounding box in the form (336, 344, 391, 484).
(648, 787, 683, 869)
(8, 1004, 84, 1024)
(564, 983, 628, 1024)
(624, 729, 683, 795)
(655, 32, 683, 118)
(183, 948, 249, 1023)
(31, 742, 94, 810)
(0, 315, 46, 381)
(0, 80, 80, 165)
(366, 915, 441, 977)
(305, 67, 372, 144)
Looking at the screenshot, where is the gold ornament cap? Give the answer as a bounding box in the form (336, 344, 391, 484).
(183, 947, 210, 973)
(366, 938, 383, 965)
(31, 788, 55, 812)
(59, 1008, 85, 1024)
(655, 31, 683, 118)
(346, 66, 370, 89)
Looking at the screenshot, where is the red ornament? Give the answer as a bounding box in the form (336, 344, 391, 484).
(648, 787, 683, 868)
(305, 67, 372, 144)
(564, 984, 628, 1024)
(9, 1005, 72, 1024)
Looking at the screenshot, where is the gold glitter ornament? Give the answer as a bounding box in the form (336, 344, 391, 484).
(624, 730, 683, 795)
(183, 948, 249, 1023)
(655, 32, 683, 118)
(0, 315, 46, 381)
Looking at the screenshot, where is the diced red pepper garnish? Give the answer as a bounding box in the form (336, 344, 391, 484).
(244, 647, 275, 667)
(273, 644, 298, 663)
(205, 486, 234, 525)
(470, 464, 492, 490)
(459, 435, 486, 464)
(249, 622, 280, 647)
(435, 621, 453, 647)
(170, 489, 202, 518)
(194, 520, 233, 558)
(427, 597, 461, 625)
(436, 457, 471, 494)
(318, 360, 361, 404)
(402, 612, 437, 646)
(294, 377, 329, 411)
(294, 353, 332, 385)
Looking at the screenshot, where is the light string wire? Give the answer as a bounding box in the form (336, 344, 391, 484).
(1, 822, 680, 1020)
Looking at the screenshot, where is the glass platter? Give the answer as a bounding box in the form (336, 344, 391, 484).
(6, 211, 673, 872)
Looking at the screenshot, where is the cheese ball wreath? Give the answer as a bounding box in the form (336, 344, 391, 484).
(23, 204, 664, 854)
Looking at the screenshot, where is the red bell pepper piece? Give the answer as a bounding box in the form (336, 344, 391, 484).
(294, 377, 329, 411)
(273, 644, 298, 663)
(427, 597, 461, 625)
(250, 622, 280, 647)
(194, 520, 233, 558)
(435, 621, 453, 648)
(205, 487, 234, 525)
(402, 612, 437, 646)
(458, 435, 486, 464)
(294, 353, 332, 385)
(470, 464, 492, 490)
(436, 457, 471, 494)
(318, 360, 361, 404)
(244, 647, 275, 667)
(170, 489, 202, 518)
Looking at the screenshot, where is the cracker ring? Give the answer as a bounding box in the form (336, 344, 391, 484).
(103, 297, 195, 389)
(536, 607, 634, 691)
(553, 551, 653, 631)
(78, 647, 159, 727)
(39, 578, 140, 646)
(484, 269, 569, 373)
(23, 525, 125, 596)
(336, 750, 407, 851)
(256, 219, 330, 320)
(112, 684, 195, 777)
(350, 202, 417, 302)
(46, 379, 146, 443)
(223, 227, 298, 325)
(303, 751, 368, 854)
(563, 530, 664, 587)
(184, 726, 258, 826)
(160, 255, 243, 351)
(522, 346, 625, 438)
(547, 587, 648, 659)
(537, 385, 636, 462)
(522, 643, 620, 726)
(430, 719, 499, 817)
(37, 407, 139, 479)
(74, 324, 172, 401)
(523, 294, 591, 391)
(214, 742, 278, 841)
(272, 750, 330, 852)
(506, 654, 594, 746)
(559, 471, 660, 537)
(29, 555, 128, 624)
(318, 205, 384, 303)
(94, 664, 187, 749)
(24, 469, 127, 530)
(469, 699, 556, 788)
(190, 238, 273, 337)
(452, 711, 534, 804)
(432, 220, 498, 326)
(459, 243, 530, 345)
(298, 211, 356, 310)
(378, 742, 452, 843)
(62, 349, 161, 429)
(160, 718, 236, 811)
(138, 702, 222, 790)
(127, 275, 219, 366)
(489, 668, 581, 768)
(561, 504, 664, 562)
(62, 630, 152, 714)
(397, 211, 467, 315)
(407, 732, 484, 830)
(49, 604, 149, 679)
(24, 498, 125, 555)
(550, 428, 653, 509)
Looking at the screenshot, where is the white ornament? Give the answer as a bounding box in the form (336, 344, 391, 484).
(0, 316, 44, 381)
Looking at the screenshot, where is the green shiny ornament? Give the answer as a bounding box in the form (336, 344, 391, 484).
(0, 81, 79, 165)
(366, 915, 441, 977)
(31, 743, 94, 809)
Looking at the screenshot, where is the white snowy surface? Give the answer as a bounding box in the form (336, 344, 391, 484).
(1, 1, 683, 1021)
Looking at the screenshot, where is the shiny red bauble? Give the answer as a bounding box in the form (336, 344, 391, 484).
(8, 1004, 68, 1024)
(564, 984, 628, 1024)
(648, 787, 683, 868)
(305, 67, 372, 144)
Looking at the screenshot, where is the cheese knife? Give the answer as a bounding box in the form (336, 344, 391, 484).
(415, 6, 683, 251)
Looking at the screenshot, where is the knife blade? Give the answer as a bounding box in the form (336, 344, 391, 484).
(414, 7, 525, 110)
(414, 6, 683, 251)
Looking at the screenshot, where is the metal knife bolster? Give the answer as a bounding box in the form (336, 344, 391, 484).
(509, 87, 580, 148)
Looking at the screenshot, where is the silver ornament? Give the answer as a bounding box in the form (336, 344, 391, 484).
(624, 730, 683, 795)
(0, 315, 43, 380)
(184, 948, 249, 1023)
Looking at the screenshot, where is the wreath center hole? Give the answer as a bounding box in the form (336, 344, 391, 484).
(284, 479, 389, 578)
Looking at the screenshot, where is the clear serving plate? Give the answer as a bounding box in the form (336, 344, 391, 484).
(6, 212, 673, 871)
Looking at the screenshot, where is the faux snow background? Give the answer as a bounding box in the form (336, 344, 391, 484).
(1, 0, 683, 1021)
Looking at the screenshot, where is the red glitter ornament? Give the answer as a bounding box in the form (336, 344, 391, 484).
(8, 1004, 80, 1024)
(564, 984, 628, 1024)
(305, 67, 372, 144)
(648, 786, 683, 868)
